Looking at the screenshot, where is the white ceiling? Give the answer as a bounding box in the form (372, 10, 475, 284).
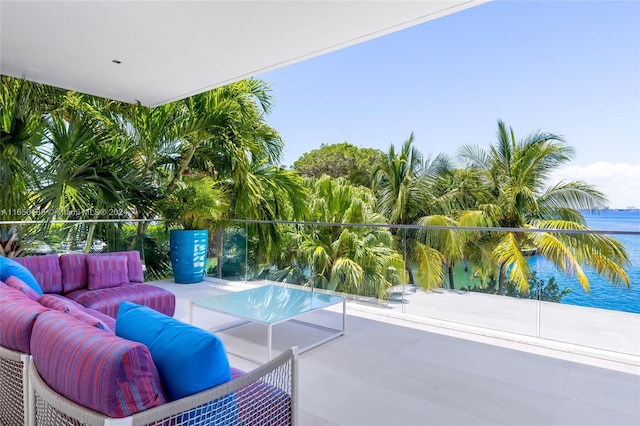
(1, 1, 487, 107)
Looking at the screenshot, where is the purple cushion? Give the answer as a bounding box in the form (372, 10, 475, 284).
(65, 284, 176, 318)
(86, 255, 129, 290)
(14, 254, 62, 294)
(38, 294, 114, 333)
(0, 286, 49, 354)
(59, 253, 88, 293)
(230, 367, 245, 379)
(95, 251, 144, 283)
(30, 310, 166, 418)
(5, 275, 40, 301)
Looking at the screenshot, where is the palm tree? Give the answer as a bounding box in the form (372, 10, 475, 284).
(373, 133, 424, 225)
(0, 77, 62, 256)
(32, 108, 157, 252)
(173, 80, 308, 276)
(281, 176, 405, 298)
(417, 215, 464, 289)
(373, 134, 452, 290)
(458, 120, 629, 294)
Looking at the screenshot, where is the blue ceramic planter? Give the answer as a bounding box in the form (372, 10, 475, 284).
(169, 229, 208, 284)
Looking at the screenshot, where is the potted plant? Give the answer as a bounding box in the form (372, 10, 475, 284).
(161, 177, 228, 283)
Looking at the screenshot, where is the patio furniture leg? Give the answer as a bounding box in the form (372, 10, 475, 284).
(268, 324, 273, 361)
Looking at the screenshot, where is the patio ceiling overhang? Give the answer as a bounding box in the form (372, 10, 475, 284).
(0, 1, 488, 107)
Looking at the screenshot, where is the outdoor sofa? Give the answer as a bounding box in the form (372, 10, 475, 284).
(5, 251, 176, 318)
(0, 252, 298, 425)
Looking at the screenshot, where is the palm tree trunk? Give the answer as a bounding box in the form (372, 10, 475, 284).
(83, 212, 101, 253)
(0, 228, 22, 258)
(167, 142, 199, 194)
(130, 220, 149, 251)
(217, 230, 224, 279)
(498, 262, 507, 295)
(405, 265, 414, 285)
(448, 264, 455, 289)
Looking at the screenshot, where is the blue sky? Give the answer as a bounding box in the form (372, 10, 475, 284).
(258, 1, 640, 209)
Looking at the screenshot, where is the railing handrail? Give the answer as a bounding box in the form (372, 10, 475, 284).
(232, 219, 640, 236)
(0, 219, 164, 225)
(2, 218, 639, 236)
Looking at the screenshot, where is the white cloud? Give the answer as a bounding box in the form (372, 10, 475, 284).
(548, 162, 640, 209)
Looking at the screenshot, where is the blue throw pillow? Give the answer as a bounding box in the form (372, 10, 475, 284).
(0, 256, 43, 295)
(115, 302, 232, 401)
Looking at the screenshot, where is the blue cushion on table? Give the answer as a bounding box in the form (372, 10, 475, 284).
(0, 256, 43, 295)
(115, 301, 232, 401)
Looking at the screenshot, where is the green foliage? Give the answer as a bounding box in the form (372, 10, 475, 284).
(160, 176, 229, 230)
(272, 176, 406, 298)
(293, 142, 384, 187)
(462, 272, 572, 303)
(0, 77, 48, 220)
(457, 120, 629, 294)
(208, 227, 247, 278)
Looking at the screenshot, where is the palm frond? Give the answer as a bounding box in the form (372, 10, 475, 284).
(493, 233, 532, 293)
(412, 242, 444, 290)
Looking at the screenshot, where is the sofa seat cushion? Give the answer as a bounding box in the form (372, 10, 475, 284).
(38, 294, 115, 332)
(86, 255, 129, 290)
(0, 256, 43, 295)
(65, 284, 176, 318)
(30, 310, 166, 418)
(116, 302, 231, 401)
(0, 286, 49, 354)
(13, 254, 62, 294)
(5, 275, 41, 300)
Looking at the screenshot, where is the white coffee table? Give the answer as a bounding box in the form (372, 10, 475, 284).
(190, 285, 345, 362)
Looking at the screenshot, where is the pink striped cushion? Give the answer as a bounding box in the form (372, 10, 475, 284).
(86, 255, 129, 290)
(230, 367, 245, 379)
(14, 254, 62, 294)
(0, 286, 49, 354)
(96, 251, 144, 283)
(38, 294, 114, 333)
(5, 275, 40, 301)
(59, 253, 88, 293)
(65, 284, 176, 318)
(30, 310, 166, 418)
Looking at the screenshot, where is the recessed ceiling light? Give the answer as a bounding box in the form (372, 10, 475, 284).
(112, 59, 122, 64)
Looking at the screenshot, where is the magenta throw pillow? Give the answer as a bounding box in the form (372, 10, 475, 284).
(97, 251, 144, 283)
(59, 253, 89, 293)
(38, 294, 113, 332)
(5, 275, 40, 301)
(87, 255, 129, 290)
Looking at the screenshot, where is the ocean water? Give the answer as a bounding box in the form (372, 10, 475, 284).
(529, 210, 640, 314)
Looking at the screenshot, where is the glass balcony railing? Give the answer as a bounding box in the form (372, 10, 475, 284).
(2, 217, 639, 356)
(228, 218, 640, 357)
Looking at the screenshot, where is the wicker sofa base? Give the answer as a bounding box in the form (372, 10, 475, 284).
(28, 347, 298, 426)
(0, 345, 32, 426)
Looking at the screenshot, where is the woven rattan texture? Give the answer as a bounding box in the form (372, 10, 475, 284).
(0, 356, 25, 426)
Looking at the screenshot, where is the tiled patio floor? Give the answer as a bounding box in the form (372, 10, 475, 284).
(151, 279, 640, 426)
